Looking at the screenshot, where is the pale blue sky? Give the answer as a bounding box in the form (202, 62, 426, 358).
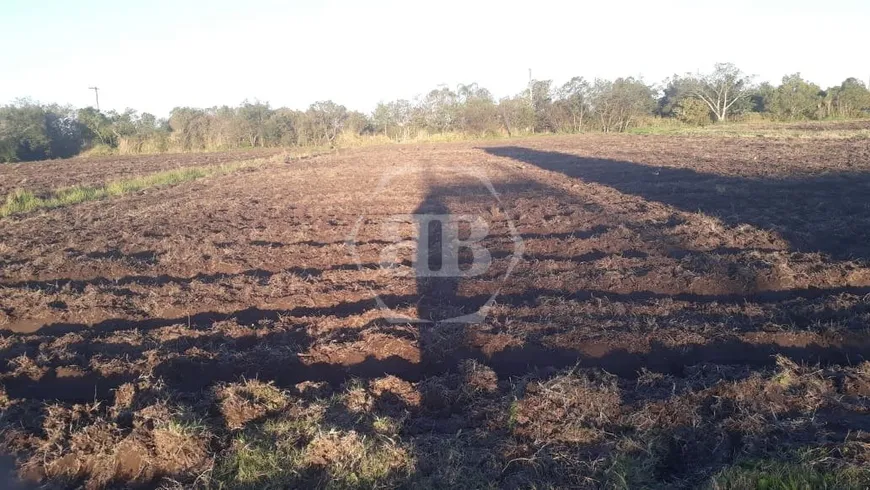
(1, 0, 868, 117)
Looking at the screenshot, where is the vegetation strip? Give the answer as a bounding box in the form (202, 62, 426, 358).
(4, 65, 870, 163)
(0, 159, 264, 218)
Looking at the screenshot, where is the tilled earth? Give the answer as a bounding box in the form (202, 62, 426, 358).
(1, 135, 869, 488)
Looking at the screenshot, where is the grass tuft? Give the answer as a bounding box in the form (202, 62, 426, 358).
(2, 189, 41, 216)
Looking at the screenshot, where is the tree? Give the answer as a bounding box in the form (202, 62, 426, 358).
(498, 96, 534, 137)
(44, 105, 84, 158)
(686, 63, 754, 122)
(658, 75, 689, 117)
(77, 107, 109, 147)
(771, 73, 822, 120)
(453, 83, 498, 135)
(420, 86, 458, 133)
(589, 78, 655, 132)
(236, 100, 271, 147)
(265, 108, 302, 146)
(452, 84, 495, 135)
(344, 111, 372, 135)
(0, 100, 84, 162)
(169, 107, 211, 150)
(526, 80, 555, 132)
(370, 100, 414, 141)
(301, 101, 347, 146)
(674, 98, 712, 125)
(108, 109, 140, 140)
(371, 102, 393, 138)
(456, 83, 491, 105)
(209, 106, 239, 148)
(0, 100, 51, 161)
(656, 76, 712, 125)
(139, 112, 158, 133)
(751, 82, 776, 114)
(834, 78, 870, 118)
(557, 77, 591, 132)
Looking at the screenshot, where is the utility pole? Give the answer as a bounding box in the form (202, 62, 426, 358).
(88, 86, 100, 111)
(528, 69, 533, 105)
(528, 69, 534, 133)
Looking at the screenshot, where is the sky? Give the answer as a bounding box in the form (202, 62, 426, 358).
(1, 0, 868, 117)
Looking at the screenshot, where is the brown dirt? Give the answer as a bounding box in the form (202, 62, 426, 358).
(1, 134, 870, 488)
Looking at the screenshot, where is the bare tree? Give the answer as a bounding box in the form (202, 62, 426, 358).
(687, 63, 754, 122)
(557, 76, 591, 132)
(589, 78, 654, 132)
(303, 101, 348, 146)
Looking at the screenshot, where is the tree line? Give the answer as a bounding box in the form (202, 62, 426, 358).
(2, 63, 870, 162)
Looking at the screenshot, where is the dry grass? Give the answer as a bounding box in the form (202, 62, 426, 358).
(513, 369, 621, 444)
(2, 346, 869, 489)
(218, 380, 290, 429)
(212, 388, 414, 489)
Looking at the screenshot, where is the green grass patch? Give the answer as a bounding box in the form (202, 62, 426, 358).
(707, 460, 870, 490)
(0, 160, 261, 218)
(212, 396, 414, 490)
(628, 119, 870, 139)
(2, 189, 43, 215)
(214, 427, 414, 489)
(216, 431, 304, 488)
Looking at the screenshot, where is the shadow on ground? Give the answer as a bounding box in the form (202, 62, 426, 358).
(484, 146, 870, 262)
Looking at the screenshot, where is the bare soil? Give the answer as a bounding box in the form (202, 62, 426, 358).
(1, 135, 869, 488)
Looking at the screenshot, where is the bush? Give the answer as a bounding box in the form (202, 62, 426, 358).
(675, 98, 713, 126)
